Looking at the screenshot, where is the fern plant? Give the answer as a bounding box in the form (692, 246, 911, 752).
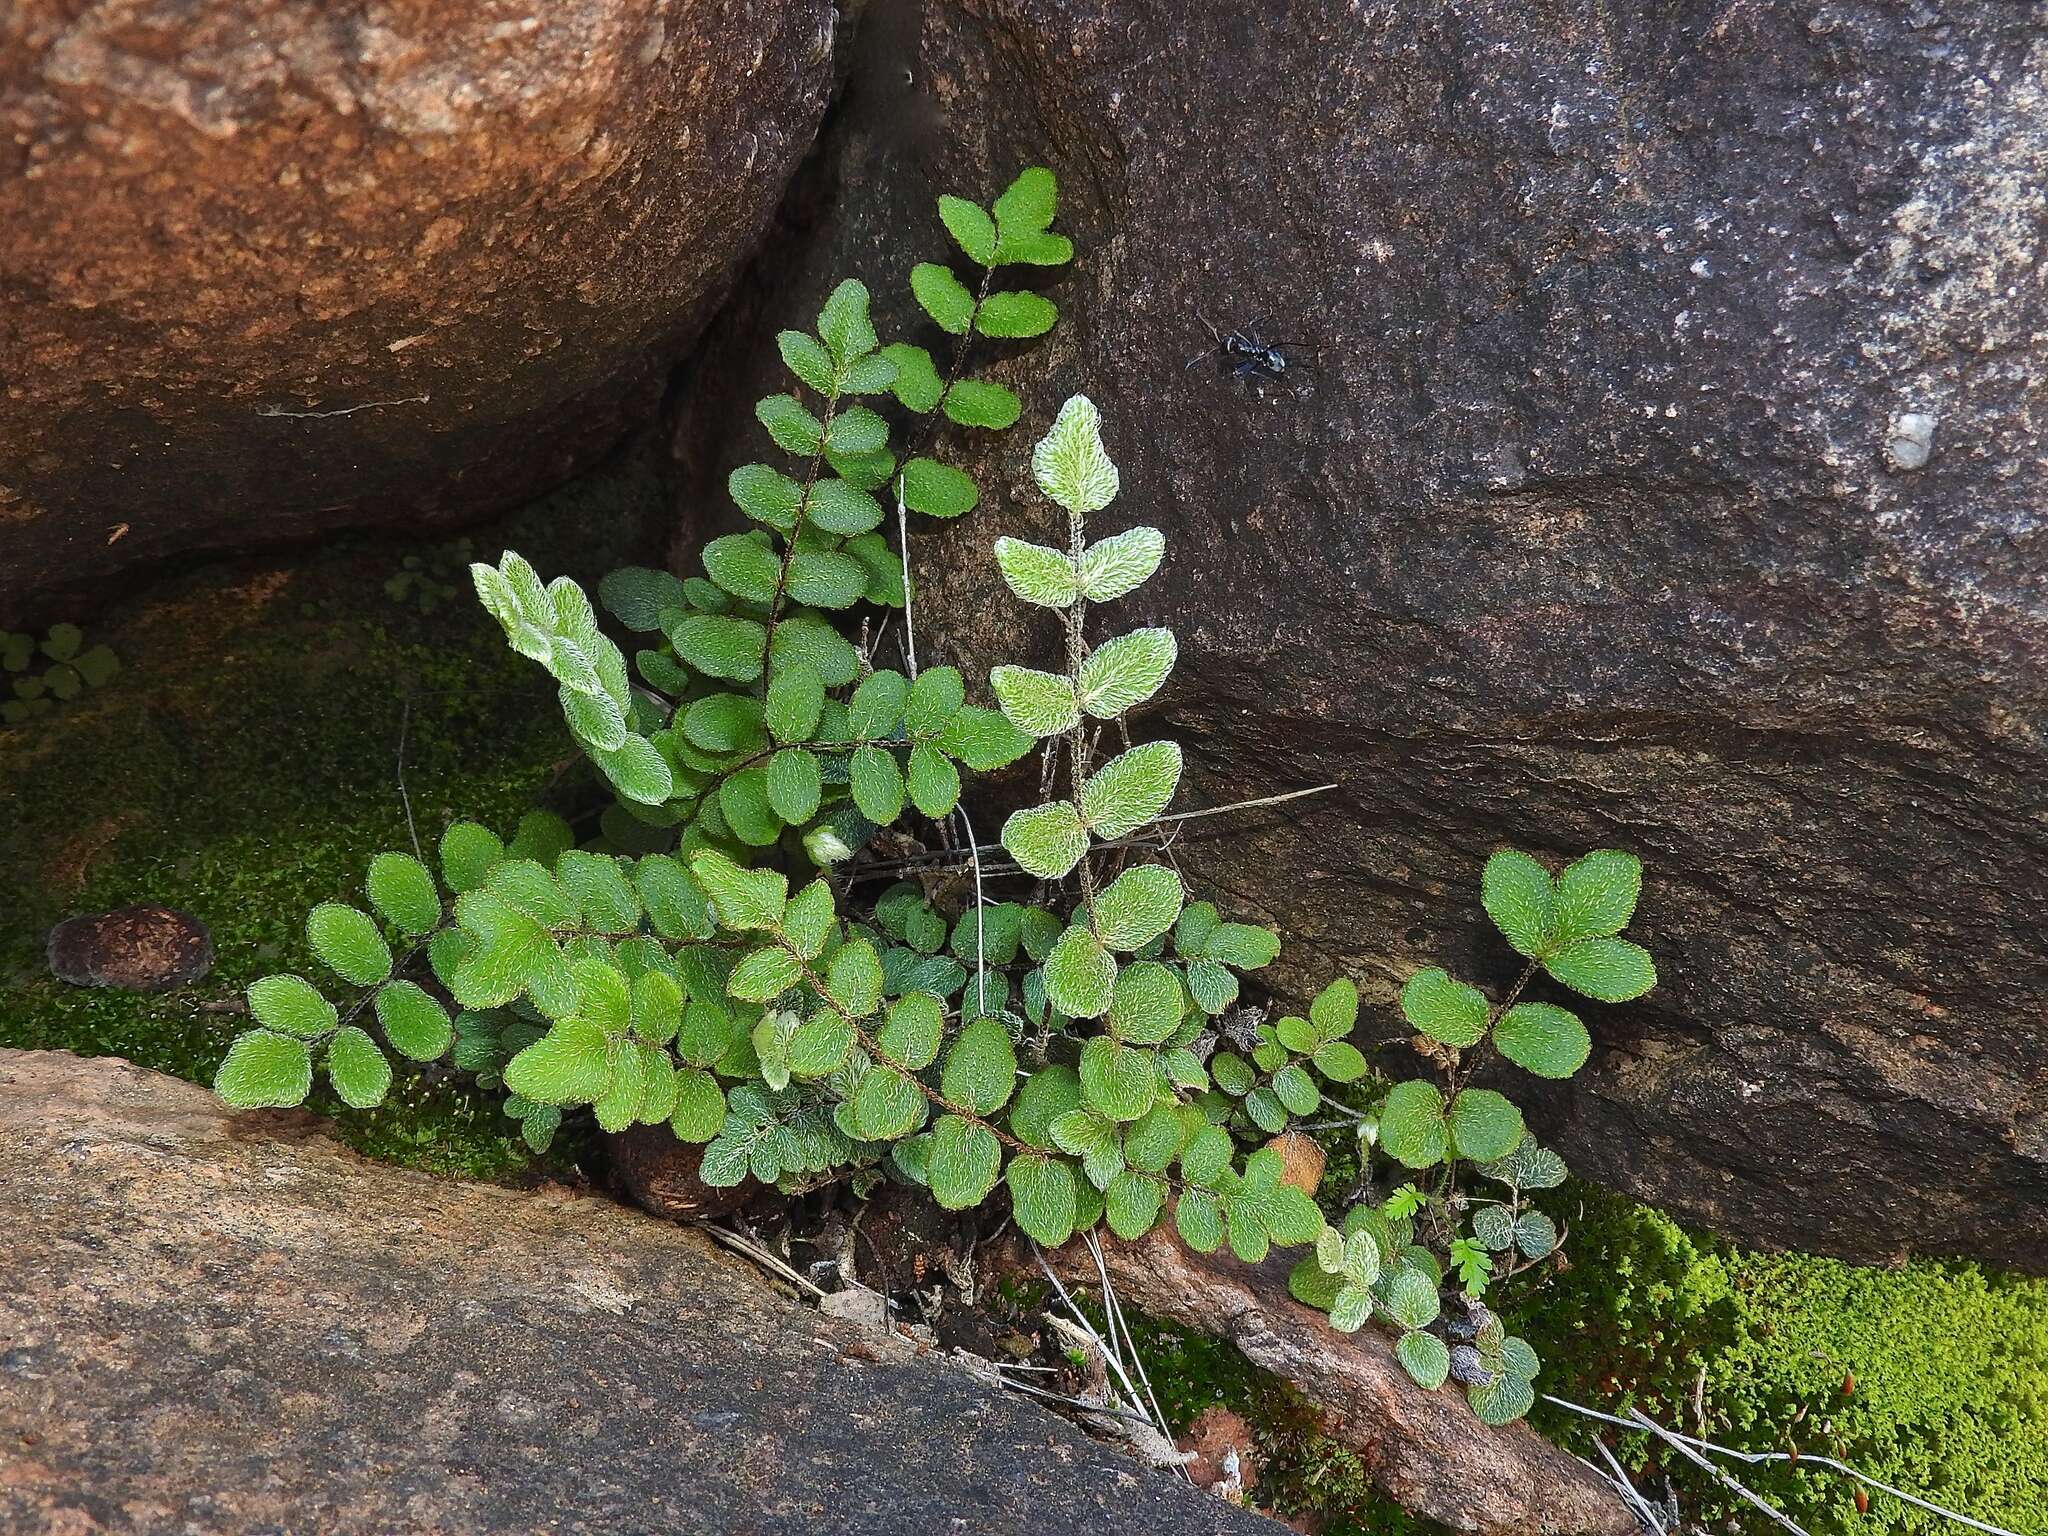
(207, 163, 1660, 1435)
(1288, 848, 1657, 1423)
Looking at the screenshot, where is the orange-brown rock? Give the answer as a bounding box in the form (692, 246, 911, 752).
(1180, 1406, 1261, 1500)
(0, 0, 835, 618)
(1012, 1226, 1632, 1536)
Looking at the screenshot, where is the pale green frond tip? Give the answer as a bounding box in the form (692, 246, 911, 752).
(1031, 394, 1120, 515)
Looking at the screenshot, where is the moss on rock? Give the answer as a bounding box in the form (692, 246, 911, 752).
(1514, 1190, 2048, 1535)
(0, 444, 666, 1180)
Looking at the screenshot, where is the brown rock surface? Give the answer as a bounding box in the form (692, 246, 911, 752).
(0, 1048, 1283, 1535)
(673, 0, 2048, 1271)
(0, 0, 835, 618)
(1018, 1227, 1633, 1536)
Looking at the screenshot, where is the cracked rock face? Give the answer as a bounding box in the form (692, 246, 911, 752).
(0, 0, 835, 618)
(673, 0, 2047, 1270)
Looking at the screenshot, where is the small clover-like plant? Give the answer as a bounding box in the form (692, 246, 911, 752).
(1289, 847, 1655, 1423)
(3, 623, 119, 726)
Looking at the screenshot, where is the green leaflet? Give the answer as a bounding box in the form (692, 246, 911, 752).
(1079, 1035, 1155, 1121)
(929, 1116, 1003, 1210)
(936, 705, 1033, 770)
(904, 666, 965, 734)
(1105, 1169, 1165, 1239)
(1044, 925, 1117, 1019)
(991, 537, 1079, 609)
(1494, 1001, 1591, 1078)
(809, 479, 889, 536)
(849, 670, 908, 739)
(848, 745, 906, 825)
(556, 851, 641, 934)
(1481, 848, 1556, 958)
(674, 614, 767, 683)
(1544, 936, 1657, 1002)
(1006, 1154, 1077, 1246)
(766, 748, 822, 824)
(670, 1068, 727, 1142)
(306, 903, 391, 987)
(756, 393, 824, 454)
(905, 743, 961, 817)
(880, 344, 944, 412)
(325, 1026, 391, 1109)
(731, 464, 803, 530)
(365, 852, 440, 936)
(782, 548, 864, 606)
(1000, 802, 1090, 880)
(990, 664, 1079, 737)
(937, 194, 998, 264)
(702, 533, 781, 605)
(944, 380, 1022, 430)
(1079, 740, 1182, 836)
(978, 291, 1057, 339)
(1176, 1189, 1224, 1252)
(1399, 968, 1489, 1048)
(1380, 1079, 1448, 1168)
(877, 992, 944, 1071)
(940, 1017, 1017, 1115)
(778, 329, 835, 394)
(1077, 628, 1175, 718)
(825, 406, 889, 457)
(247, 975, 336, 1039)
(826, 939, 884, 1017)
(780, 880, 836, 959)
(1105, 961, 1182, 1046)
(901, 458, 978, 518)
(1447, 1088, 1524, 1162)
(503, 1019, 612, 1105)
(771, 613, 861, 688)
(1397, 1329, 1451, 1390)
(214, 1030, 313, 1109)
(690, 851, 787, 930)
(1076, 526, 1164, 601)
(853, 1066, 927, 1141)
(728, 946, 801, 1003)
(1090, 864, 1184, 951)
(1031, 395, 1120, 515)
(373, 981, 453, 1061)
(910, 263, 976, 334)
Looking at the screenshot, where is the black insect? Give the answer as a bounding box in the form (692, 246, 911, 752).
(1186, 315, 1313, 397)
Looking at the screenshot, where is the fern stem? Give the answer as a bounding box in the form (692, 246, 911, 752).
(759, 392, 841, 674)
(1063, 502, 1096, 907)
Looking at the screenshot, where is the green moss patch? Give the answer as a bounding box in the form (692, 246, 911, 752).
(1514, 1190, 2048, 1535)
(0, 445, 665, 1180)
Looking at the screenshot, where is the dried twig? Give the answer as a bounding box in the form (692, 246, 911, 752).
(701, 1221, 827, 1300)
(1542, 1394, 2024, 1536)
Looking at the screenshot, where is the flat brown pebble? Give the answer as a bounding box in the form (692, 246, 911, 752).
(46, 904, 212, 993)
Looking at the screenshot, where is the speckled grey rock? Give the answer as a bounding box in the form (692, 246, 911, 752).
(672, 1, 2048, 1270)
(0, 1050, 1281, 1535)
